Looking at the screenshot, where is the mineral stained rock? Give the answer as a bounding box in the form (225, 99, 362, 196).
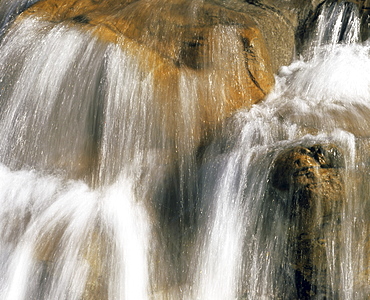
(15, 0, 335, 147)
(18, 0, 322, 128)
(271, 144, 344, 298)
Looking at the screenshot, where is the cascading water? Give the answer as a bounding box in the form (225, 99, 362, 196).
(0, 1, 259, 299)
(0, 9, 158, 300)
(191, 2, 370, 299)
(0, 0, 38, 35)
(0, 0, 369, 299)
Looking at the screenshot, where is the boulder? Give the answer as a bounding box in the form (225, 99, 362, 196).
(15, 1, 274, 136)
(271, 144, 344, 298)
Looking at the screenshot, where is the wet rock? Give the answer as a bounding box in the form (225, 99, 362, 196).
(296, 0, 370, 52)
(22, 0, 273, 101)
(271, 144, 344, 192)
(271, 144, 345, 298)
(35, 225, 110, 300)
(16, 1, 274, 133)
(11, 0, 275, 165)
(15, 0, 335, 150)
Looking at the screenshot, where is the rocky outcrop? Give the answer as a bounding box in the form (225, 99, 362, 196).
(271, 144, 345, 298)
(21, 0, 272, 116)
(14, 0, 339, 154)
(10, 2, 362, 297)
(17, 0, 331, 131)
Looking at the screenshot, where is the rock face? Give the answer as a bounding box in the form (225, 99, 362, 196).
(271, 144, 345, 298)
(10, 1, 357, 298)
(219, 0, 326, 71)
(20, 1, 275, 127)
(17, 0, 328, 139)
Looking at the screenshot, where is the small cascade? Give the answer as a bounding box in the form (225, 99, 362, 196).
(314, 1, 360, 46)
(0, 0, 38, 35)
(191, 1, 370, 299)
(0, 0, 369, 299)
(0, 0, 266, 299)
(0, 166, 151, 300)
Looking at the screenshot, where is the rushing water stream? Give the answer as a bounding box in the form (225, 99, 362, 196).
(0, 0, 369, 299)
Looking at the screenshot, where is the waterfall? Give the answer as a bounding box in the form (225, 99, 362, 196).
(192, 2, 370, 299)
(0, 0, 38, 35)
(0, 0, 369, 299)
(0, 13, 156, 300)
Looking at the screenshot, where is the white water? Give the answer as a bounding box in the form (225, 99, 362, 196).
(0, 1, 369, 299)
(191, 2, 370, 299)
(0, 165, 150, 299)
(0, 0, 37, 34)
(0, 17, 155, 300)
(0, 5, 255, 299)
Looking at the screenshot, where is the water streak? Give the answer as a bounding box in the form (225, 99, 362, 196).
(0, 1, 369, 299)
(191, 2, 370, 299)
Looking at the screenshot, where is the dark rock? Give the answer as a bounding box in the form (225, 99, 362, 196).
(271, 144, 345, 298)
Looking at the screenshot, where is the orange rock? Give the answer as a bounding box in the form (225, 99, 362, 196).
(20, 0, 275, 140)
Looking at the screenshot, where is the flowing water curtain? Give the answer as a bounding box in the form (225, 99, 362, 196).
(0, 10, 156, 300)
(0, 0, 270, 298)
(0, 17, 110, 181)
(193, 1, 370, 299)
(2, 0, 369, 299)
(299, 0, 361, 55)
(0, 0, 40, 35)
(0, 166, 152, 300)
(315, 1, 360, 46)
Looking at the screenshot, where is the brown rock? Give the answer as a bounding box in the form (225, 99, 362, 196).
(20, 0, 275, 135)
(271, 144, 345, 298)
(16, 0, 334, 154)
